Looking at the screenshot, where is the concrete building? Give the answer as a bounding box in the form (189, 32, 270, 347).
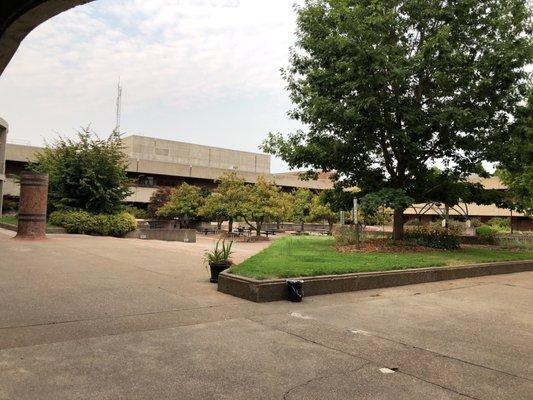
(1, 134, 530, 230)
(2, 135, 333, 206)
(403, 176, 532, 231)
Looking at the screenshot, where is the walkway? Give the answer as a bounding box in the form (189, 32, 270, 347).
(0, 228, 531, 399)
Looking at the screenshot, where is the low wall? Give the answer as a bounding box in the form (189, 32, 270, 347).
(218, 260, 533, 302)
(128, 228, 196, 243)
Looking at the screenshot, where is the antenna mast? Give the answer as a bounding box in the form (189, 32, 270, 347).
(115, 77, 122, 132)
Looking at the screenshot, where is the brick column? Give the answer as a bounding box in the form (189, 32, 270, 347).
(15, 172, 49, 240)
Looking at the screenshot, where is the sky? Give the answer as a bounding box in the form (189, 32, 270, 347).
(0, 0, 305, 173)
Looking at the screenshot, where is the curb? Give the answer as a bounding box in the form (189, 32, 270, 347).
(217, 259, 533, 302)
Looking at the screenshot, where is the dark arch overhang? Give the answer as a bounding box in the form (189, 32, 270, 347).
(0, 0, 94, 75)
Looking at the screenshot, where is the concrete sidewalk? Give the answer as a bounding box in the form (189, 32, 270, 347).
(0, 228, 532, 399)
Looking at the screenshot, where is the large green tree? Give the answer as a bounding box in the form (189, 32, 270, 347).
(30, 129, 132, 214)
(497, 87, 533, 214)
(263, 0, 532, 239)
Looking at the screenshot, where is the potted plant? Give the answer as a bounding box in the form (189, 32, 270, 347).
(204, 239, 234, 283)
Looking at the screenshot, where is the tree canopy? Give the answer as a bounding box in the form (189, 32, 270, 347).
(156, 183, 204, 227)
(30, 129, 132, 214)
(496, 86, 533, 214)
(242, 177, 281, 235)
(263, 0, 533, 239)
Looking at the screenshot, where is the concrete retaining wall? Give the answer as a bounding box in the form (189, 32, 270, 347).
(130, 228, 196, 243)
(218, 260, 533, 302)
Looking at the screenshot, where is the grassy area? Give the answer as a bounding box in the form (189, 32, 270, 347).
(229, 236, 533, 280)
(0, 215, 58, 228)
(0, 215, 18, 225)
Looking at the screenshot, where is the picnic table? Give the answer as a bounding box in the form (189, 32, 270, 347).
(201, 228, 217, 235)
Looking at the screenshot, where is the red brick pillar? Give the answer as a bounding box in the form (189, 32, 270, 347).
(15, 172, 49, 240)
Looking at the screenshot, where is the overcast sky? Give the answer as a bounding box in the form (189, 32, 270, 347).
(0, 0, 304, 172)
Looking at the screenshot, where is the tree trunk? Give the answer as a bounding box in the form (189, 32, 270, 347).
(301, 221, 304, 232)
(256, 221, 262, 236)
(228, 218, 233, 233)
(217, 220, 223, 230)
(392, 208, 405, 241)
(277, 221, 281, 230)
(328, 221, 333, 234)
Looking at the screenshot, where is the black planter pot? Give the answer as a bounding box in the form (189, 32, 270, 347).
(209, 261, 231, 283)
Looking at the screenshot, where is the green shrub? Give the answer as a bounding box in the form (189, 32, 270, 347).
(469, 218, 483, 228)
(404, 219, 423, 227)
(429, 219, 465, 235)
(108, 212, 137, 236)
(2, 196, 18, 212)
(124, 205, 150, 219)
(404, 226, 460, 250)
(48, 210, 137, 237)
(333, 226, 359, 246)
(487, 217, 511, 232)
(475, 225, 499, 243)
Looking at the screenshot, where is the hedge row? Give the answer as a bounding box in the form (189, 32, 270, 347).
(49, 210, 137, 237)
(404, 226, 460, 250)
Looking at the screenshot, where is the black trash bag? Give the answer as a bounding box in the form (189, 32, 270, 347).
(287, 279, 304, 302)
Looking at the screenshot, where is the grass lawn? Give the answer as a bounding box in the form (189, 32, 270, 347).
(0, 215, 58, 228)
(228, 236, 533, 280)
(0, 215, 18, 225)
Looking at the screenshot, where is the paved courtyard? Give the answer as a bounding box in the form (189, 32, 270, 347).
(0, 227, 532, 399)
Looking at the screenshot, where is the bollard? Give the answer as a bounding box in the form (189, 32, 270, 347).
(15, 172, 49, 240)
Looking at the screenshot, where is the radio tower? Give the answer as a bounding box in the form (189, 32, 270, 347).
(115, 77, 122, 132)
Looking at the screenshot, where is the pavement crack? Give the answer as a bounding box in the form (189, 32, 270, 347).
(249, 318, 526, 400)
(362, 330, 533, 383)
(0, 302, 243, 331)
(281, 363, 371, 400)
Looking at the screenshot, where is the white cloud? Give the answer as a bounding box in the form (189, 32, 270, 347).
(2, 0, 298, 106)
(0, 0, 303, 172)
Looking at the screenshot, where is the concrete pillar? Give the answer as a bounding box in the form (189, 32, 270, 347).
(15, 172, 49, 240)
(0, 118, 7, 218)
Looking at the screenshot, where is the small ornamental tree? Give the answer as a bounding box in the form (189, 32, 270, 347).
(242, 176, 281, 236)
(198, 193, 229, 229)
(30, 129, 132, 214)
(148, 186, 172, 217)
(156, 183, 204, 228)
(271, 191, 294, 229)
(309, 195, 338, 233)
(291, 188, 314, 231)
(216, 172, 247, 232)
(263, 0, 533, 240)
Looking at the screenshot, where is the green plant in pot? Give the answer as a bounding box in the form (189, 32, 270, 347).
(204, 239, 234, 283)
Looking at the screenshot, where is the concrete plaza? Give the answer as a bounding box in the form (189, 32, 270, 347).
(0, 228, 531, 399)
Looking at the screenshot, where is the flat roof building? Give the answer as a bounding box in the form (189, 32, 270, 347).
(2, 135, 333, 205)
